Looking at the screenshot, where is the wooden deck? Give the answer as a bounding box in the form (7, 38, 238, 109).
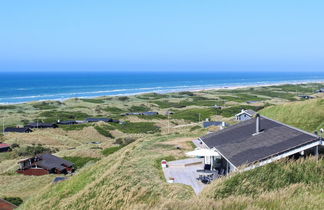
(162, 158, 207, 194)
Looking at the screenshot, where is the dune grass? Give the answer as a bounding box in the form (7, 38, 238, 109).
(260, 99, 324, 132)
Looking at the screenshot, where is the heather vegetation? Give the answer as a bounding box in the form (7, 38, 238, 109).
(0, 83, 323, 209)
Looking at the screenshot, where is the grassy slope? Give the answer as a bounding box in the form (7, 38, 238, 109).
(260, 98, 324, 132)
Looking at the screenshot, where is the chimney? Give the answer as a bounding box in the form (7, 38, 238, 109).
(255, 114, 261, 134)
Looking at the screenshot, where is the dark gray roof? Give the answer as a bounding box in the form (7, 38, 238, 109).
(57, 120, 77, 125)
(26, 123, 58, 128)
(4, 127, 32, 133)
(36, 153, 74, 171)
(200, 116, 318, 167)
(86, 118, 112, 122)
(142, 112, 159, 116)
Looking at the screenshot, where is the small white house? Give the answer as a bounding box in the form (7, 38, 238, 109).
(235, 109, 256, 121)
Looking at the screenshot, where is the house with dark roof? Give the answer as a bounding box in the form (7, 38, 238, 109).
(17, 153, 74, 176)
(57, 120, 77, 125)
(85, 118, 113, 123)
(0, 143, 11, 152)
(0, 198, 17, 210)
(199, 114, 323, 175)
(235, 109, 257, 121)
(142, 112, 159, 116)
(315, 88, 324, 93)
(25, 123, 58, 129)
(4, 127, 33, 133)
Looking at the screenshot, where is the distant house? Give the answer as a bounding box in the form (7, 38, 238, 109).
(25, 123, 58, 129)
(298, 95, 314, 99)
(85, 118, 113, 123)
(142, 112, 159, 116)
(198, 114, 323, 175)
(315, 88, 324, 93)
(122, 112, 159, 116)
(4, 127, 32, 133)
(235, 109, 257, 121)
(17, 153, 74, 176)
(0, 198, 17, 210)
(57, 120, 77, 125)
(203, 121, 228, 128)
(121, 112, 143, 116)
(0, 143, 11, 152)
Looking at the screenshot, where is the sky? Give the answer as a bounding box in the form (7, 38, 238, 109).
(0, 0, 323, 72)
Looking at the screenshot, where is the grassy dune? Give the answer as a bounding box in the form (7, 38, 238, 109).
(0, 83, 323, 209)
(260, 98, 324, 132)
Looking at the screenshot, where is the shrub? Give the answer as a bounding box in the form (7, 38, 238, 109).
(3, 197, 23, 206)
(15, 145, 57, 156)
(114, 137, 136, 146)
(172, 108, 216, 122)
(114, 122, 160, 134)
(38, 110, 90, 122)
(190, 125, 201, 131)
(62, 156, 100, 169)
(94, 126, 114, 138)
(11, 143, 20, 149)
(59, 123, 92, 131)
(103, 106, 124, 114)
(128, 105, 149, 112)
(118, 96, 129, 101)
(102, 146, 122, 156)
(80, 98, 105, 103)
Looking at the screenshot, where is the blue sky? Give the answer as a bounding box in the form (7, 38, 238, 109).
(0, 0, 323, 72)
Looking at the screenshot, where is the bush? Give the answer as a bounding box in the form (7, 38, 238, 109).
(62, 156, 100, 169)
(118, 96, 129, 101)
(15, 145, 57, 156)
(3, 197, 23, 206)
(32, 101, 62, 110)
(103, 106, 124, 114)
(128, 105, 150, 112)
(114, 122, 160, 134)
(38, 110, 90, 122)
(172, 108, 216, 122)
(114, 137, 136, 146)
(59, 123, 92, 131)
(190, 125, 201, 131)
(102, 146, 122, 156)
(11, 143, 20, 149)
(94, 125, 114, 138)
(80, 98, 105, 103)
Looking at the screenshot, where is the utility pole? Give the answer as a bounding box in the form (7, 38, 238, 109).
(198, 113, 201, 123)
(167, 112, 170, 134)
(2, 114, 4, 135)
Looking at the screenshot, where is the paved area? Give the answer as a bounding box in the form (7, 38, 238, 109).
(192, 139, 208, 149)
(162, 158, 207, 194)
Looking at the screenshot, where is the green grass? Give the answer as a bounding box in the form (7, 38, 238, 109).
(219, 94, 267, 103)
(101, 146, 123, 156)
(0, 105, 17, 110)
(205, 158, 324, 200)
(172, 108, 217, 122)
(216, 105, 264, 117)
(113, 122, 160, 134)
(103, 106, 125, 114)
(128, 105, 150, 112)
(59, 123, 92, 131)
(260, 99, 324, 132)
(38, 110, 90, 122)
(94, 125, 114, 138)
(62, 156, 100, 169)
(79, 98, 106, 103)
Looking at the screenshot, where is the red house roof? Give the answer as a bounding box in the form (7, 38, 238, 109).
(0, 143, 10, 148)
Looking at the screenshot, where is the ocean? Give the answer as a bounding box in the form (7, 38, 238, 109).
(0, 71, 324, 104)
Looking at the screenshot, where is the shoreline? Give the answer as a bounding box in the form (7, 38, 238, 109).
(1, 79, 324, 105)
